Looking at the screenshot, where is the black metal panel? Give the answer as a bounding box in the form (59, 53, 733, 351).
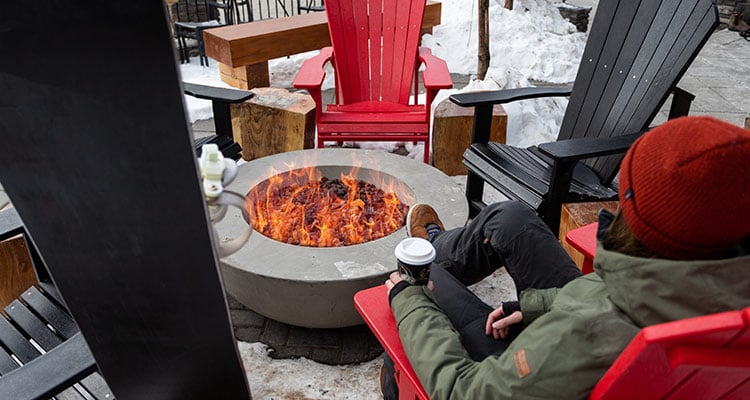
(0, 2, 251, 399)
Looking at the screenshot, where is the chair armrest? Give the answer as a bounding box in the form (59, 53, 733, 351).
(183, 83, 253, 138)
(418, 47, 452, 90)
(538, 131, 644, 233)
(537, 131, 644, 162)
(354, 286, 429, 400)
(183, 83, 254, 104)
(453, 87, 572, 144)
(293, 47, 333, 89)
(0, 333, 97, 400)
(0, 208, 23, 242)
(667, 86, 695, 119)
(450, 86, 572, 108)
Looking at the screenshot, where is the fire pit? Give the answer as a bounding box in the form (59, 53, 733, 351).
(216, 149, 468, 328)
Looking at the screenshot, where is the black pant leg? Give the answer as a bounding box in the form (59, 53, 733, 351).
(381, 355, 399, 400)
(481, 201, 582, 293)
(429, 265, 515, 361)
(431, 200, 581, 294)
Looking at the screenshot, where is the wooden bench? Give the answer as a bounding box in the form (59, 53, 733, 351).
(203, 1, 443, 89)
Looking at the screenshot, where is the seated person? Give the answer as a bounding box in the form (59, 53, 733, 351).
(383, 116, 750, 399)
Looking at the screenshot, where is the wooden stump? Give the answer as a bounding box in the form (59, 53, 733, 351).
(432, 98, 507, 176)
(0, 234, 37, 310)
(231, 87, 315, 161)
(559, 201, 619, 271)
(219, 62, 270, 90)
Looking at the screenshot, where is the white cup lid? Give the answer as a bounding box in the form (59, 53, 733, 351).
(394, 237, 436, 265)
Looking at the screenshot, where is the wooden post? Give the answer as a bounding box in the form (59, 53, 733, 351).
(432, 99, 507, 176)
(231, 87, 316, 160)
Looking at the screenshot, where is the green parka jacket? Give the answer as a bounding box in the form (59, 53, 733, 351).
(390, 244, 750, 399)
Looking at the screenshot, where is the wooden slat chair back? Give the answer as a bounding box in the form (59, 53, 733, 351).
(590, 307, 750, 399)
(559, 0, 717, 183)
(326, 0, 424, 105)
(293, 0, 452, 162)
(451, 0, 718, 234)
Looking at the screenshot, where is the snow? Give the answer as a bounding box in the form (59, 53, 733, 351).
(180, 0, 587, 397)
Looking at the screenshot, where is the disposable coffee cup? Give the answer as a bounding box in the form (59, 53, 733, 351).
(394, 237, 436, 285)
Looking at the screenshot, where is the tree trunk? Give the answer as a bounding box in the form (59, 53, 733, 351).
(477, 0, 490, 80)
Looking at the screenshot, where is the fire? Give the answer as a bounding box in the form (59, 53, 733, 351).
(246, 166, 410, 247)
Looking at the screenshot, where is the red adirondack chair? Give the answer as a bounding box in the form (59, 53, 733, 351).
(565, 222, 598, 274)
(566, 223, 750, 399)
(591, 307, 750, 399)
(292, 0, 453, 163)
(355, 287, 750, 399)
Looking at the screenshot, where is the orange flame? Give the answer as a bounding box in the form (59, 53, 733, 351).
(246, 166, 409, 247)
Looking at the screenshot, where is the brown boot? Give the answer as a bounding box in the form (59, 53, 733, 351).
(405, 204, 445, 239)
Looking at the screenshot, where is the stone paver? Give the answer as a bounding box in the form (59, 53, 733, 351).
(228, 295, 383, 364)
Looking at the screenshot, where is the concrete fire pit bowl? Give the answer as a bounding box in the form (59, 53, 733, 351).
(216, 149, 468, 328)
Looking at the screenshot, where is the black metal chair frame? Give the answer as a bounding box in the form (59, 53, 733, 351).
(173, 0, 253, 66)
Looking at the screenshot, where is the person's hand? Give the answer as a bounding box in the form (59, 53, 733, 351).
(485, 305, 523, 340)
(385, 271, 404, 295)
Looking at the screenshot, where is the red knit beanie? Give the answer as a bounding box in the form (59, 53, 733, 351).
(619, 116, 750, 260)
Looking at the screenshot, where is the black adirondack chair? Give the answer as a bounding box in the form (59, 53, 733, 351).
(0, 1, 252, 399)
(0, 208, 112, 399)
(451, 0, 718, 235)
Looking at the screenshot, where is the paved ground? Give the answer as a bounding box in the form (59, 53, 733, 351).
(1, 13, 748, 366)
